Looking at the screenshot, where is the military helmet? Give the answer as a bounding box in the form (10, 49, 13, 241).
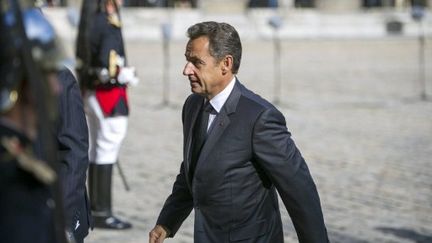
(0, 0, 66, 113)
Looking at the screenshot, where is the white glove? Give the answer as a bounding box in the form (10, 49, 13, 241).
(116, 56, 125, 68)
(117, 66, 140, 86)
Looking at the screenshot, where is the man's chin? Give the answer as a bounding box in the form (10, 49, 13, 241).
(190, 85, 201, 93)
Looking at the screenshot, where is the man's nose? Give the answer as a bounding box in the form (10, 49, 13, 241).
(183, 62, 193, 76)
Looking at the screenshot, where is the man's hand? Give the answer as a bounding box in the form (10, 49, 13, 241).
(149, 225, 168, 243)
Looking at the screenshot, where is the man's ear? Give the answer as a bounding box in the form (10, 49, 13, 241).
(221, 55, 233, 75)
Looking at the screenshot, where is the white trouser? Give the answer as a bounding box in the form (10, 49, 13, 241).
(85, 92, 128, 164)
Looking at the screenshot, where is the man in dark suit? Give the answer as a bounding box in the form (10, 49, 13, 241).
(149, 21, 329, 243)
(35, 67, 91, 243)
(54, 68, 92, 242)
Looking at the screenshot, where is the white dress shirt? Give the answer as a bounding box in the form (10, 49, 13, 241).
(206, 76, 236, 131)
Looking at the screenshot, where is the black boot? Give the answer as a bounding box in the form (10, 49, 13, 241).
(89, 164, 132, 230)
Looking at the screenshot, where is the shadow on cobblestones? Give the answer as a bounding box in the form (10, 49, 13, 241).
(376, 227, 432, 243)
(328, 231, 368, 243)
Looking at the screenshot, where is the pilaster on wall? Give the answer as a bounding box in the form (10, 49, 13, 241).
(199, 0, 248, 14)
(315, 0, 361, 12)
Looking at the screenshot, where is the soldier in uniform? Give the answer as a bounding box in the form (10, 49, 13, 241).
(82, 0, 138, 230)
(0, 1, 67, 242)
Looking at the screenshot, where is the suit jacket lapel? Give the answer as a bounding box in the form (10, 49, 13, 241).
(195, 80, 242, 171)
(184, 95, 205, 188)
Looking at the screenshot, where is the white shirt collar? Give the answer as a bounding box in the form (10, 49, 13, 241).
(209, 77, 236, 113)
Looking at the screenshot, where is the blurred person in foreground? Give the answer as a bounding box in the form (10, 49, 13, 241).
(0, 1, 67, 242)
(35, 67, 91, 243)
(81, 0, 138, 230)
(57, 68, 91, 241)
(149, 21, 329, 243)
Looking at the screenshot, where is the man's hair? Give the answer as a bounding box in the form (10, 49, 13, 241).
(187, 21, 242, 74)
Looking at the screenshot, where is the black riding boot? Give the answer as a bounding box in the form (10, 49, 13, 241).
(89, 164, 132, 230)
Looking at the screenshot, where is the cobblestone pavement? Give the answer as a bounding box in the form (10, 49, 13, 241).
(84, 38, 432, 243)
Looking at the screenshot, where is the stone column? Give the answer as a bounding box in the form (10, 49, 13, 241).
(279, 0, 295, 8)
(315, 0, 361, 12)
(66, 0, 82, 8)
(199, 0, 249, 13)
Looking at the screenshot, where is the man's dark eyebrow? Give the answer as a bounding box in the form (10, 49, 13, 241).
(185, 54, 204, 64)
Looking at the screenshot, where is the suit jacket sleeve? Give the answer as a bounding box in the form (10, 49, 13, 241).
(57, 69, 90, 233)
(156, 97, 194, 237)
(252, 108, 329, 243)
(156, 162, 193, 237)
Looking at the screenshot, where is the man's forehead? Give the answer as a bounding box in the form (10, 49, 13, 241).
(185, 42, 193, 56)
(185, 37, 209, 55)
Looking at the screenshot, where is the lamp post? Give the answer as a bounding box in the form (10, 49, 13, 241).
(161, 22, 172, 106)
(268, 15, 283, 105)
(411, 4, 427, 101)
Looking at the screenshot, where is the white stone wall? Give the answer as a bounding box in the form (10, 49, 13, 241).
(315, 0, 361, 11)
(43, 6, 432, 43)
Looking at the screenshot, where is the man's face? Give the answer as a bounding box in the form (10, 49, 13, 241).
(28, 72, 61, 138)
(106, 0, 123, 13)
(183, 36, 224, 99)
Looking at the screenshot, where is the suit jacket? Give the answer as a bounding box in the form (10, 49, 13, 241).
(57, 68, 91, 240)
(35, 68, 91, 241)
(157, 80, 329, 243)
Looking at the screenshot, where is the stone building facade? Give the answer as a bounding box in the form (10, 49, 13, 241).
(63, 0, 431, 10)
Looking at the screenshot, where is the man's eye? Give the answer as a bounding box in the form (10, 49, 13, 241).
(186, 58, 204, 67)
(189, 61, 199, 67)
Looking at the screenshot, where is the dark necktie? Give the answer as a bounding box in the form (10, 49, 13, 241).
(190, 101, 214, 180)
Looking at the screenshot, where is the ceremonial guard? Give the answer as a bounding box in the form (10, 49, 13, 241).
(78, 0, 138, 230)
(0, 1, 69, 242)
